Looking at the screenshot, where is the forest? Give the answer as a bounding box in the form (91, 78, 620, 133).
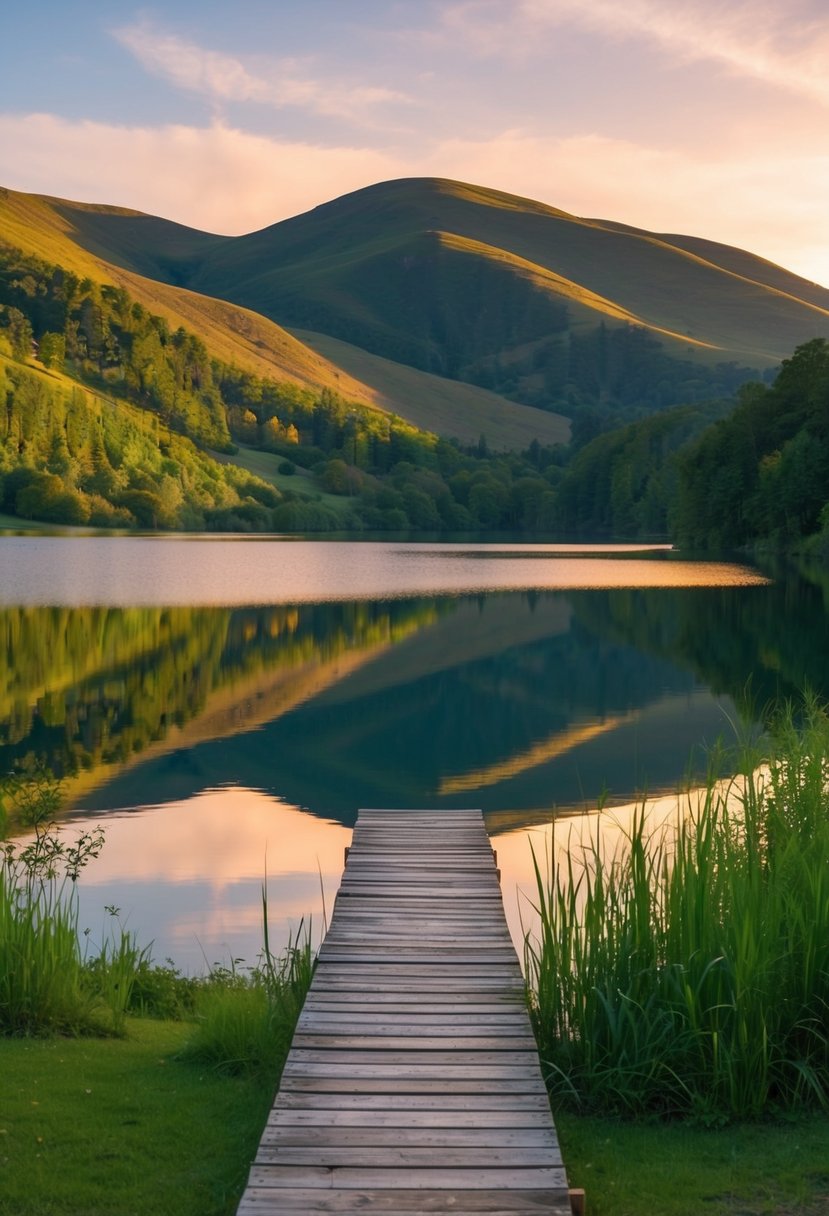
(0, 244, 564, 533)
(552, 337, 829, 554)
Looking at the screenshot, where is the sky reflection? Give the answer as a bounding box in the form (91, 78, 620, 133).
(0, 536, 768, 606)
(67, 787, 350, 973)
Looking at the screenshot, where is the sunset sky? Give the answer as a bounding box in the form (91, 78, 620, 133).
(2, 0, 828, 285)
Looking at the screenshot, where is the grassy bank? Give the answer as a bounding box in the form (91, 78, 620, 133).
(557, 1110, 829, 1215)
(1, 767, 313, 1213)
(525, 699, 829, 1121)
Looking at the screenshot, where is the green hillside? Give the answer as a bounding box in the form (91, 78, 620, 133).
(51, 176, 829, 424)
(1, 185, 568, 448)
(0, 187, 380, 406)
(291, 328, 570, 449)
(0, 236, 568, 535)
(5, 175, 829, 540)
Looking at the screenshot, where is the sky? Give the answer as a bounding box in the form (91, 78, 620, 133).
(1, 0, 828, 285)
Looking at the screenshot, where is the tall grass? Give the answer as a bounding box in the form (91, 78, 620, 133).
(2, 767, 315, 1083)
(524, 699, 829, 1120)
(181, 908, 314, 1077)
(0, 768, 146, 1035)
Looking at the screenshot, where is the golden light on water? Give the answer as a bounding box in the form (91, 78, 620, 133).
(0, 538, 770, 606)
(440, 711, 638, 794)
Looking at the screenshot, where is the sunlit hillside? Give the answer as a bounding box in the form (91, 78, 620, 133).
(0, 187, 380, 406)
(0, 184, 568, 449)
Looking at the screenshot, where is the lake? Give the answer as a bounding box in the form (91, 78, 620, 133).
(3, 536, 825, 972)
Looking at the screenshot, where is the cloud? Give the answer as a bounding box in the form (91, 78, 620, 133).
(113, 22, 412, 120)
(0, 114, 402, 234)
(441, 0, 829, 106)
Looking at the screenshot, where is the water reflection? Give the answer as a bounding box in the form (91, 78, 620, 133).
(67, 788, 350, 974)
(3, 538, 823, 970)
(2, 593, 744, 820)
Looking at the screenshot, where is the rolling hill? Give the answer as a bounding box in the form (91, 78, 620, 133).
(185, 175, 828, 364)
(37, 176, 829, 426)
(0, 184, 570, 450)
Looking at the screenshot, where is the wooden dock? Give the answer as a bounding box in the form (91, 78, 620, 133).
(237, 809, 573, 1215)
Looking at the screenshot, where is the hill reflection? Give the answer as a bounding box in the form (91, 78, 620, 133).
(4, 565, 818, 828)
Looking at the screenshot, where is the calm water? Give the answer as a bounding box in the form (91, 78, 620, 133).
(4, 536, 826, 971)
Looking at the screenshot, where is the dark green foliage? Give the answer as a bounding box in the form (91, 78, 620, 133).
(675, 339, 829, 549)
(2, 305, 33, 360)
(0, 250, 232, 449)
(554, 401, 730, 538)
(0, 358, 279, 530)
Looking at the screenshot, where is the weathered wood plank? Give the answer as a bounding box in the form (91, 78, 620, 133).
(246, 1165, 569, 1190)
(274, 1091, 554, 1111)
(238, 1190, 571, 1214)
(254, 1147, 562, 1168)
(238, 1188, 570, 1213)
(295, 1012, 531, 1027)
(265, 1109, 550, 1128)
(278, 1077, 549, 1095)
(290, 1035, 538, 1051)
(285, 1048, 540, 1065)
(259, 1126, 560, 1149)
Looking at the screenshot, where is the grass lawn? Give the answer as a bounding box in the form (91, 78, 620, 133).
(0, 1019, 274, 1216)
(212, 445, 354, 512)
(558, 1111, 829, 1216)
(0, 512, 63, 532)
(2, 1020, 828, 1216)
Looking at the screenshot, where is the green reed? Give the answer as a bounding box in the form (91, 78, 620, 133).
(524, 699, 829, 1120)
(180, 891, 313, 1077)
(0, 768, 145, 1035)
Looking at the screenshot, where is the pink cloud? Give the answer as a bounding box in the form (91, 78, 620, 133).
(1, 113, 827, 286)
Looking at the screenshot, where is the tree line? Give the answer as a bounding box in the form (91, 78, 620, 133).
(551, 337, 829, 554)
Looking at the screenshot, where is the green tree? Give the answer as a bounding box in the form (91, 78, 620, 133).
(37, 332, 65, 370)
(4, 307, 33, 361)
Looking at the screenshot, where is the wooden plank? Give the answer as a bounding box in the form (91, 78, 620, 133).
(278, 1077, 549, 1095)
(254, 1148, 562, 1169)
(265, 1110, 550, 1128)
(246, 1165, 568, 1190)
(274, 1091, 554, 1111)
(235, 808, 570, 1215)
(239, 1188, 569, 1213)
(259, 1127, 560, 1149)
(290, 1035, 538, 1051)
(296, 1013, 532, 1025)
